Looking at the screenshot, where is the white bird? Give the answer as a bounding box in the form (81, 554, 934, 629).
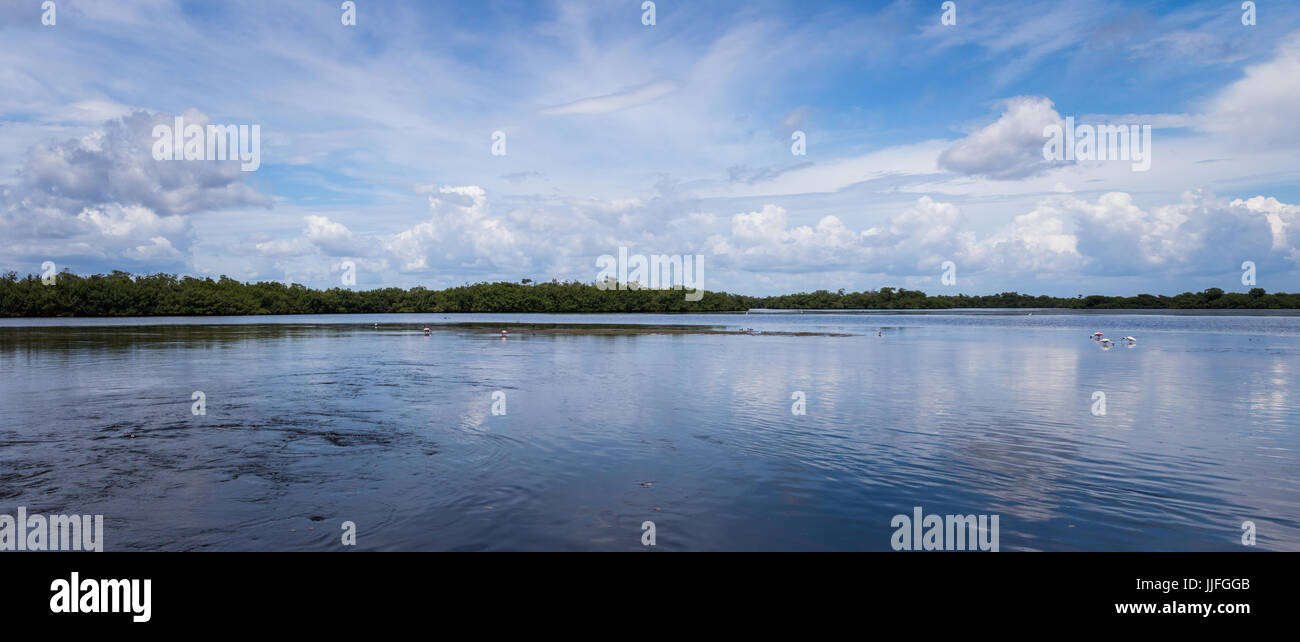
(1122, 336, 1136, 343)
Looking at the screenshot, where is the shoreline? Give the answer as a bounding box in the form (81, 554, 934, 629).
(423, 323, 855, 337)
(3, 308, 1300, 330)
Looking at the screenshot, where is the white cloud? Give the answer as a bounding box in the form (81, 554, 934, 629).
(129, 236, 183, 261)
(1000, 191, 1295, 277)
(541, 81, 678, 115)
(972, 201, 1083, 275)
(388, 185, 524, 271)
(193, 180, 1300, 294)
(710, 198, 972, 274)
(1232, 196, 1298, 253)
(13, 203, 194, 265)
(938, 96, 1064, 180)
(704, 192, 1298, 280)
(253, 237, 313, 258)
(1199, 32, 1300, 149)
(304, 215, 366, 256)
(0, 110, 271, 271)
(76, 203, 186, 240)
(9, 110, 270, 218)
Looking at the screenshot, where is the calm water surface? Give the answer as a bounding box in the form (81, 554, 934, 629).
(1, 311, 1297, 551)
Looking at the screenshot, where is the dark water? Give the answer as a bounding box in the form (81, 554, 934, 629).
(1, 311, 1296, 551)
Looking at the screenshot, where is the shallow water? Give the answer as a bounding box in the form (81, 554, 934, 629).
(1, 311, 1297, 551)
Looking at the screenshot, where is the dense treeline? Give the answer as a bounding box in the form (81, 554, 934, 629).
(1, 271, 1297, 317)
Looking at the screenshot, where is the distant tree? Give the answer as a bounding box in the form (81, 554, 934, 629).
(0, 271, 1296, 316)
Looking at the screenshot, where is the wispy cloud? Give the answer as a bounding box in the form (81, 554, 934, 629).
(540, 81, 678, 115)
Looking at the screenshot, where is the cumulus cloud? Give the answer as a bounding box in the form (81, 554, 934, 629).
(281, 185, 542, 278)
(384, 185, 528, 272)
(705, 192, 1299, 281)
(710, 198, 974, 274)
(11, 109, 269, 218)
(1233, 196, 1298, 254)
(129, 236, 183, 262)
(938, 96, 1065, 180)
(972, 201, 1083, 275)
(222, 176, 1300, 293)
(1199, 32, 1300, 149)
(0, 109, 271, 271)
(991, 191, 1295, 277)
(253, 183, 719, 285)
(14, 203, 189, 264)
(304, 215, 368, 256)
(253, 237, 314, 258)
(708, 205, 862, 272)
(936, 32, 1300, 184)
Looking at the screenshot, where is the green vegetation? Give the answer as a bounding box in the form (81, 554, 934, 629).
(1, 271, 1297, 317)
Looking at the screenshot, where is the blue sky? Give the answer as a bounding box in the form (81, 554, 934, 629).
(1, 0, 1298, 296)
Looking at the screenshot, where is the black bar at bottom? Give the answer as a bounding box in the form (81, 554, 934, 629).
(0, 552, 1284, 629)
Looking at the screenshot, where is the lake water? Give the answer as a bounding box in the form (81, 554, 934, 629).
(1, 311, 1296, 551)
